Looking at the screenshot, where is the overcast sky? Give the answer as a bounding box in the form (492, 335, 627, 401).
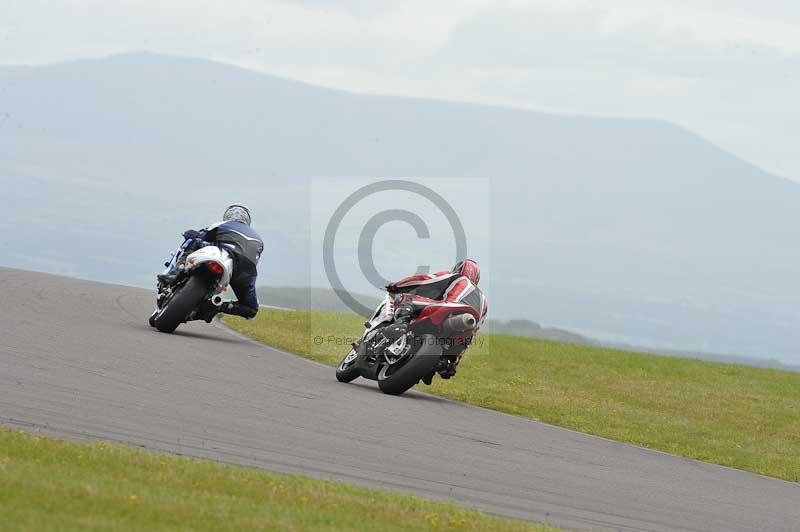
(2, 0, 798, 180)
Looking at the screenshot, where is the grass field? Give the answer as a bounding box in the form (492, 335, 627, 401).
(0, 428, 554, 531)
(226, 309, 800, 482)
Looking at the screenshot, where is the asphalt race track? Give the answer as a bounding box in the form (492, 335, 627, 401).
(1, 268, 798, 531)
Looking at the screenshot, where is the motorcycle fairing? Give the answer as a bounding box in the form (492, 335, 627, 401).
(184, 246, 234, 292)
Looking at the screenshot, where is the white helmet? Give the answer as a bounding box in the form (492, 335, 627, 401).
(223, 204, 252, 226)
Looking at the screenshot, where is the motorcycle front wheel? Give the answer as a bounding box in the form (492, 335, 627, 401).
(336, 346, 361, 383)
(154, 275, 207, 333)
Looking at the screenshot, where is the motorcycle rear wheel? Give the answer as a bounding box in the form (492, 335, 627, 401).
(154, 275, 207, 333)
(377, 334, 442, 396)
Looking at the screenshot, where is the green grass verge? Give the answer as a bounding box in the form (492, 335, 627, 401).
(226, 309, 800, 482)
(0, 428, 554, 531)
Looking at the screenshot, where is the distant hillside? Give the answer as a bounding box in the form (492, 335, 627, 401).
(257, 286, 799, 372)
(483, 319, 593, 345)
(2, 52, 799, 363)
(257, 286, 595, 344)
(258, 286, 381, 313)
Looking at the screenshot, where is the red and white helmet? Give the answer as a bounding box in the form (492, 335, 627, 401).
(452, 259, 480, 285)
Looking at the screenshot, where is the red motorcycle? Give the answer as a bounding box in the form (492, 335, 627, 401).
(336, 293, 480, 395)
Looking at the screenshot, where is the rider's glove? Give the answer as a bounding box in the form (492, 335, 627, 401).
(182, 229, 200, 240)
(385, 283, 396, 293)
(394, 302, 415, 322)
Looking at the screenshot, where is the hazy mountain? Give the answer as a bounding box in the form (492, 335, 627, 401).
(256, 286, 800, 372)
(2, 52, 798, 362)
(257, 286, 382, 313)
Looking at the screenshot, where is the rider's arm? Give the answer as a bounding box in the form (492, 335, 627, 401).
(181, 227, 215, 250)
(387, 270, 451, 292)
(397, 294, 437, 306)
(442, 277, 471, 303)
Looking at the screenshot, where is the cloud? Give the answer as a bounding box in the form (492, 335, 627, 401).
(428, 2, 800, 177)
(443, 4, 799, 85)
(0, 0, 798, 178)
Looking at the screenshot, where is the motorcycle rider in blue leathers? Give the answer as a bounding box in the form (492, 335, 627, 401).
(157, 204, 263, 321)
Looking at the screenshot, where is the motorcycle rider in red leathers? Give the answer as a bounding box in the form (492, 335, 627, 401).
(383, 259, 487, 382)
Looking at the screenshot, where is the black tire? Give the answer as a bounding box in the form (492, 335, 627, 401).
(336, 347, 361, 383)
(154, 275, 208, 333)
(378, 334, 442, 396)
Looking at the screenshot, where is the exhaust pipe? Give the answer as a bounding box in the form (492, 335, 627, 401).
(442, 313, 477, 335)
(211, 294, 224, 306)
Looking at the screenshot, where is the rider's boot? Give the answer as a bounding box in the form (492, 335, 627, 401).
(437, 355, 461, 379)
(158, 237, 199, 286)
(157, 271, 179, 286)
(383, 301, 414, 339)
(439, 364, 457, 379)
(157, 258, 183, 285)
(219, 301, 258, 319)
